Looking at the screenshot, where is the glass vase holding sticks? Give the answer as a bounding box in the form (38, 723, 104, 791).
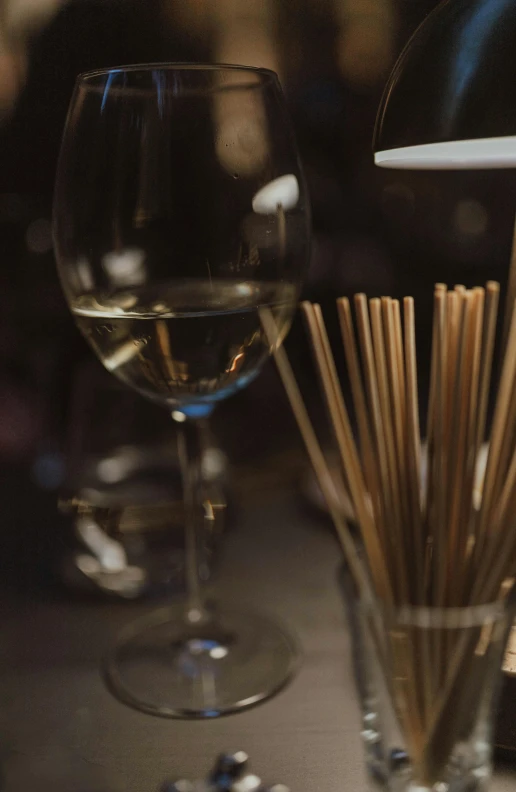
(353, 591, 515, 792)
(271, 280, 516, 791)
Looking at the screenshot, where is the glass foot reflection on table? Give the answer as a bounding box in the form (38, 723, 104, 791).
(103, 603, 300, 718)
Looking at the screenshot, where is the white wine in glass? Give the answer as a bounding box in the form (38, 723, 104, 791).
(72, 280, 296, 405)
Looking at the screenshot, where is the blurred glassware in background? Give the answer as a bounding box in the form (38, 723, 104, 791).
(58, 360, 228, 599)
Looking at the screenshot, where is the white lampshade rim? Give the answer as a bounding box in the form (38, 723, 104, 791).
(375, 135, 516, 170)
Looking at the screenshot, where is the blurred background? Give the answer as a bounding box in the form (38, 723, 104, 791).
(2, 0, 516, 595)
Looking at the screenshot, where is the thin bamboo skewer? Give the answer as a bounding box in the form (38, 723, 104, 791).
(483, 376, 516, 530)
(431, 290, 448, 693)
(476, 299, 516, 565)
(457, 288, 484, 601)
(404, 298, 424, 598)
(489, 443, 516, 555)
(389, 297, 433, 721)
(475, 282, 500, 458)
(301, 302, 393, 603)
(391, 299, 410, 554)
(477, 490, 516, 604)
(444, 291, 460, 475)
(441, 292, 467, 600)
(384, 298, 413, 595)
(424, 286, 446, 695)
(440, 291, 461, 601)
(354, 294, 396, 590)
(337, 298, 374, 467)
(447, 292, 476, 601)
(370, 298, 407, 601)
(477, 452, 516, 602)
(429, 290, 447, 606)
(272, 356, 363, 589)
(337, 298, 388, 561)
(392, 300, 406, 427)
(424, 290, 440, 521)
(424, 284, 449, 599)
(261, 314, 399, 700)
(474, 398, 516, 599)
(439, 294, 473, 677)
(466, 283, 500, 589)
(261, 308, 374, 606)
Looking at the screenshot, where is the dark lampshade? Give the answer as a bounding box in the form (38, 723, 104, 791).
(373, 0, 516, 169)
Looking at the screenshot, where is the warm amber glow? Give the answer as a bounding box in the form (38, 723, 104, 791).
(209, 0, 279, 176)
(332, 0, 397, 87)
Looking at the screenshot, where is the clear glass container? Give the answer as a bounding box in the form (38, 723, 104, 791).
(351, 591, 515, 792)
(59, 360, 227, 599)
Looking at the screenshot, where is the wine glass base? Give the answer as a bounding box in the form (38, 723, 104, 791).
(103, 602, 300, 718)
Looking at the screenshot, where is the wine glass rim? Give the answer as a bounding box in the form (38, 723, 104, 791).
(76, 62, 279, 84)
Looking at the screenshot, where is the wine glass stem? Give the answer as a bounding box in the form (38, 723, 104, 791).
(176, 415, 209, 625)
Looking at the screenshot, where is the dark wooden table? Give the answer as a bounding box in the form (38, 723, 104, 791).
(1, 485, 516, 792)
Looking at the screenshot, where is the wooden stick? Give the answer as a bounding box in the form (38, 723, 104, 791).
(354, 294, 395, 590)
(477, 485, 516, 603)
(382, 298, 406, 497)
(301, 302, 393, 602)
(447, 292, 475, 602)
(427, 290, 449, 693)
(475, 282, 500, 457)
(267, 338, 369, 598)
(370, 298, 406, 599)
(424, 285, 449, 562)
(425, 288, 442, 515)
(456, 289, 484, 601)
(483, 375, 516, 530)
(474, 378, 516, 602)
(337, 298, 387, 558)
(384, 298, 412, 592)
(478, 443, 516, 599)
(263, 307, 390, 671)
(477, 299, 516, 562)
(404, 297, 423, 597)
(429, 290, 447, 607)
(392, 300, 407, 437)
(337, 298, 372, 466)
(445, 291, 461, 461)
(468, 283, 500, 583)
(440, 291, 465, 589)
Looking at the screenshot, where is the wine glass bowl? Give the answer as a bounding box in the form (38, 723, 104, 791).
(53, 63, 309, 718)
(54, 64, 308, 412)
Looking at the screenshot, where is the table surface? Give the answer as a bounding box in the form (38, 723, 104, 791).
(2, 486, 516, 792)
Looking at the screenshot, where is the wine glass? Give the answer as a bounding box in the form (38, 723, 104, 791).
(53, 63, 310, 718)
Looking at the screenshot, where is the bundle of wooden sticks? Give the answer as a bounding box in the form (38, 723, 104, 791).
(273, 281, 516, 609)
(266, 281, 516, 782)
